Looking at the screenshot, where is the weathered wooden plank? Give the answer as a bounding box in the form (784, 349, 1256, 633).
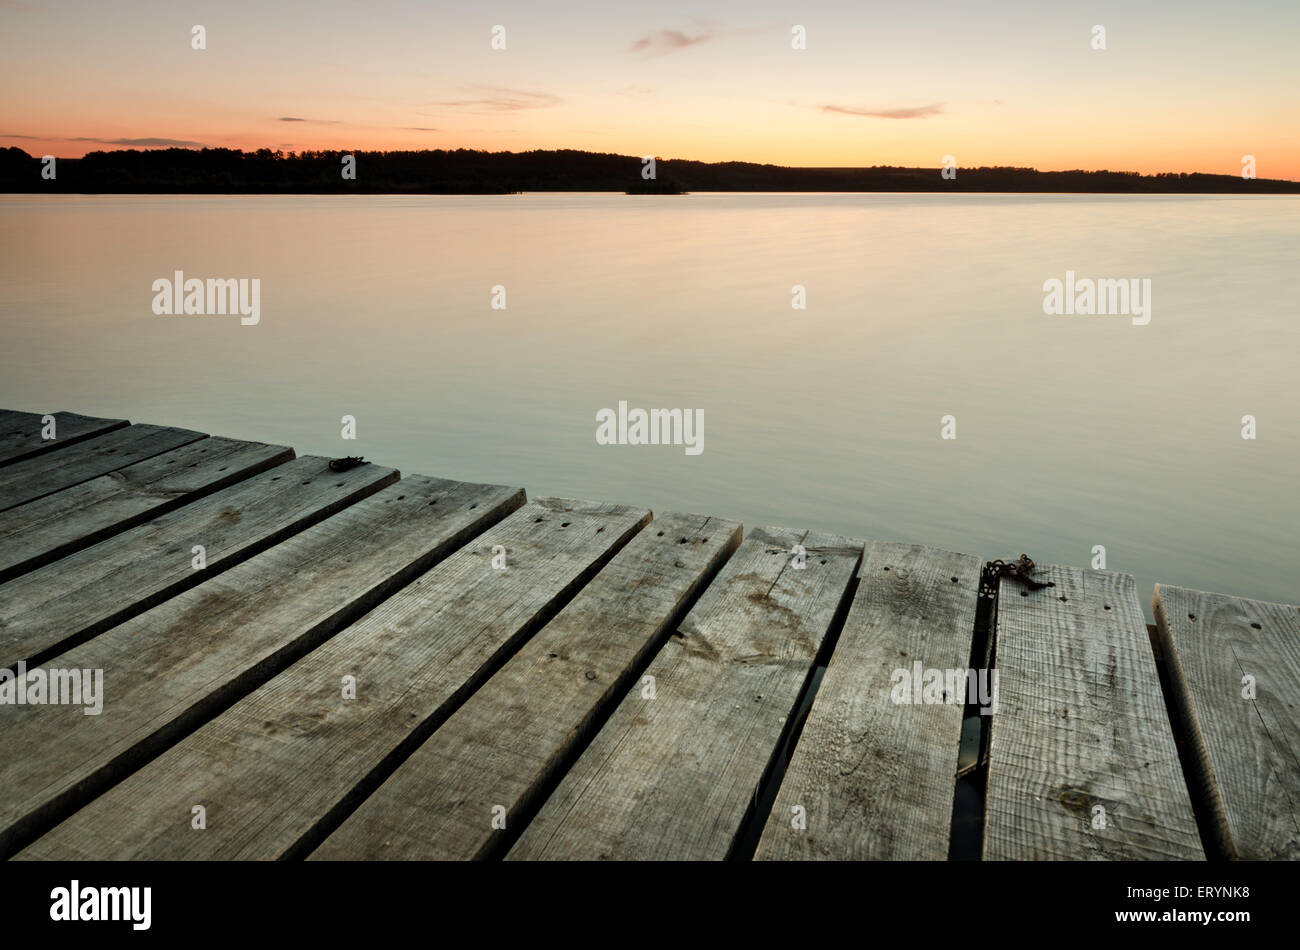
(983, 567, 1204, 860)
(0, 423, 207, 512)
(0, 410, 128, 467)
(0, 475, 524, 857)
(0, 455, 397, 669)
(1153, 585, 1300, 860)
(0, 436, 293, 583)
(507, 527, 864, 861)
(17, 498, 650, 860)
(309, 511, 743, 860)
(754, 542, 982, 860)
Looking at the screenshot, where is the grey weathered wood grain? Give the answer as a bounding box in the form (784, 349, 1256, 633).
(1153, 585, 1300, 860)
(0, 455, 397, 669)
(0, 475, 524, 857)
(0, 423, 208, 512)
(983, 566, 1204, 860)
(309, 511, 743, 860)
(0, 436, 293, 583)
(507, 527, 864, 861)
(17, 498, 650, 860)
(0, 410, 128, 467)
(754, 542, 982, 860)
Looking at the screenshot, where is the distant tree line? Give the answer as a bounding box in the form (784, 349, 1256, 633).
(2, 145, 1295, 194)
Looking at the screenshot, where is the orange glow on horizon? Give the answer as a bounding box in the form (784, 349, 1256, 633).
(3, 2, 1298, 182)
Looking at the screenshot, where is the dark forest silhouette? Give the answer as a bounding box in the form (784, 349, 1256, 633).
(2, 146, 1296, 193)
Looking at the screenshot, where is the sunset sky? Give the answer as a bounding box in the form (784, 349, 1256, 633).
(3, 0, 1298, 178)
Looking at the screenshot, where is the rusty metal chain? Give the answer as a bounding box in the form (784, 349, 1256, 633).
(328, 455, 368, 472)
(980, 553, 1055, 599)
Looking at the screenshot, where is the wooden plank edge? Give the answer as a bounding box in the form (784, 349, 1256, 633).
(12, 463, 402, 671)
(0, 476, 527, 860)
(0, 440, 297, 585)
(277, 502, 655, 860)
(1152, 584, 1239, 860)
(0, 411, 130, 468)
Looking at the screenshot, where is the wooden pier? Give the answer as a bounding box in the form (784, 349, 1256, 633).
(1, 407, 1295, 861)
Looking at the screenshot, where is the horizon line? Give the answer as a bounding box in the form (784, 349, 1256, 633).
(7, 144, 1296, 184)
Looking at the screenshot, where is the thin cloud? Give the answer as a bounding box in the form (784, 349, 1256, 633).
(0, 132, 41, 139)
(629, 27, 717, 55)
(68, 136, 207, 147)
(822, 103, 945, 119)
(429, 86, 561, 113)
(399, 126, 439, 131)
(277, 117, 341, 124)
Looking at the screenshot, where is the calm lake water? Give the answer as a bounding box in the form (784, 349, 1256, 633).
(2, 193, 1296, 616)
